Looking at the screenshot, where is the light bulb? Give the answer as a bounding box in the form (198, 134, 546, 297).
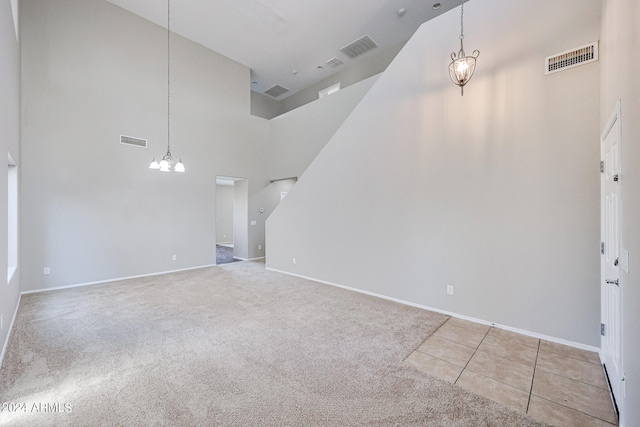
(174, 160, 185, 172)
(149, 158, 160, 169)
(159, 159, 170, 172)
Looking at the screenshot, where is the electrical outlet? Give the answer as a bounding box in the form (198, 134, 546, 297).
(292, 258, 296, 264)
(172, 255, 177, 261)
(447, 285, 454, 295)
(43, 267, 50, 275)
(258, 244, 262, 250)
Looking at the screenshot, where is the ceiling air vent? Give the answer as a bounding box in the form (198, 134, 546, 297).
(326, 57, 344, 68)
(120, 135, 147, 148)
(340, 35, 378, 59)
(545, 41, 598, 75)
(264, 84, 290, 98)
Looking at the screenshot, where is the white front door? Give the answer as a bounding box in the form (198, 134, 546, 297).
(601, 102, 622, 410)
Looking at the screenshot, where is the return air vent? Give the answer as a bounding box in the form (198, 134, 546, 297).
(120, 135, 147, 148)
(326, 57, 344, 68)
(264, 84, 290, 98)
(545, 41, 598, 75)
(340, 35, 378, 59)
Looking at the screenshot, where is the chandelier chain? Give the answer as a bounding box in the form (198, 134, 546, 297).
(167, 0, 171, 153)
(459, 0, 465, 48)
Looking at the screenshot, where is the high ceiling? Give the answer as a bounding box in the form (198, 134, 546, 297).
(105, 0, 460, 100)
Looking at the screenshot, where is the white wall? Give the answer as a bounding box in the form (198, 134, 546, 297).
(279, 43, 403, 115)
(267, 0, 602, 346)
(20, 0, 270, 291)
(600, 0, 640, 424)
(215, 184, 234, 244)
(0, 0, 21, 365)
(250, 91, 280, 120)
(268, 75, 378, 181)
(232, 179, 249, 259)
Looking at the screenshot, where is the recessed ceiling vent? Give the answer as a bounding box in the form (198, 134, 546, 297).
(326, 57, 344, 68)
(264, 84, 290, 98)
(545, 41, 598, 75)
(120, 135, 147, 148)
(340, 35, 378, 59)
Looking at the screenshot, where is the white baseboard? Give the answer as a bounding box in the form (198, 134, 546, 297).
(232, 256, 265, 262)
(0, 293, 22, 370)
(21, 264, 217, 295)
(265, 267, 600, 354)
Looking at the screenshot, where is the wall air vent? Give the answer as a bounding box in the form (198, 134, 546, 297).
(264, 84, 290, 98)
(326, 57, 344, 68)
(120, 135, 147, 148)
(545, 41, 598, 75)
(340, 35, 378, 59)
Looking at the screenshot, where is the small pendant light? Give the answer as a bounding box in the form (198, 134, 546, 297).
(448, 0, 479, 96)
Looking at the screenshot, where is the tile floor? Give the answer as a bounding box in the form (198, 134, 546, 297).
(405, 317, 618, 427)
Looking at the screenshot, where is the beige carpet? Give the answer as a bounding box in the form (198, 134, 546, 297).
(0, 261, 547, 426)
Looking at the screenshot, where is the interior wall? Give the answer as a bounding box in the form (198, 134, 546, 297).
(215, 184, 234, 244)
(266, 0, 602, 346)
(268, 75, 378, 181)
(250, 91, 281, 120)
(20, 0, 270, 291)
(600, 0, 640, 424)
(232, 179, 249, 260)
(0, 0, 21, 366)
(279, 43, 404, 115)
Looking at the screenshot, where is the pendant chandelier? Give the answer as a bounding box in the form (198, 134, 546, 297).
(150, 0, 185, 172)
(448, 0, 479, 96)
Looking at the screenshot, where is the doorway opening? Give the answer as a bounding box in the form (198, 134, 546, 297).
(216, 176, 248, 265)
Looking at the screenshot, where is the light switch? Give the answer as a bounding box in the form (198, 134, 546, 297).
(251, 220, 257, 226)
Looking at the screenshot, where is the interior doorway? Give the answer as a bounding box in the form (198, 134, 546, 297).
(216, 176, 248, 265)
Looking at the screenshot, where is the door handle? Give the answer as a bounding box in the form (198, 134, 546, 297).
(606, 279, 619, 285)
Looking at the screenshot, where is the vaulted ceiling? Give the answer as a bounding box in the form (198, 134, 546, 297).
(105, 0, 460, 99)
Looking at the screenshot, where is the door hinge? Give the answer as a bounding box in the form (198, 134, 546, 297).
(601, 242, 605, 255)
(600, 161, 604, 173)
(601, 323, 605, 336)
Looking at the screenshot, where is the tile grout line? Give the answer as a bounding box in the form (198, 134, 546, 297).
(453, 323, 491, 384)
(525, 339, 541, 414)
(403, 316, 453, 362)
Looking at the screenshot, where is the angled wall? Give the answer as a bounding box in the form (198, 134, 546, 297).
(266, 0, 601, 346)
(268, 75, 378, 181)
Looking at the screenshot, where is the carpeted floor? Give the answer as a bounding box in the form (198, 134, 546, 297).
(0, 262, 548, 426)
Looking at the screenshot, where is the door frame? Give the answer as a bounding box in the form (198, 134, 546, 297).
(600, 100, 623, 414)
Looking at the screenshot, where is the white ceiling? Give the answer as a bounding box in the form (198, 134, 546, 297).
(105, 0, 460, 100)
